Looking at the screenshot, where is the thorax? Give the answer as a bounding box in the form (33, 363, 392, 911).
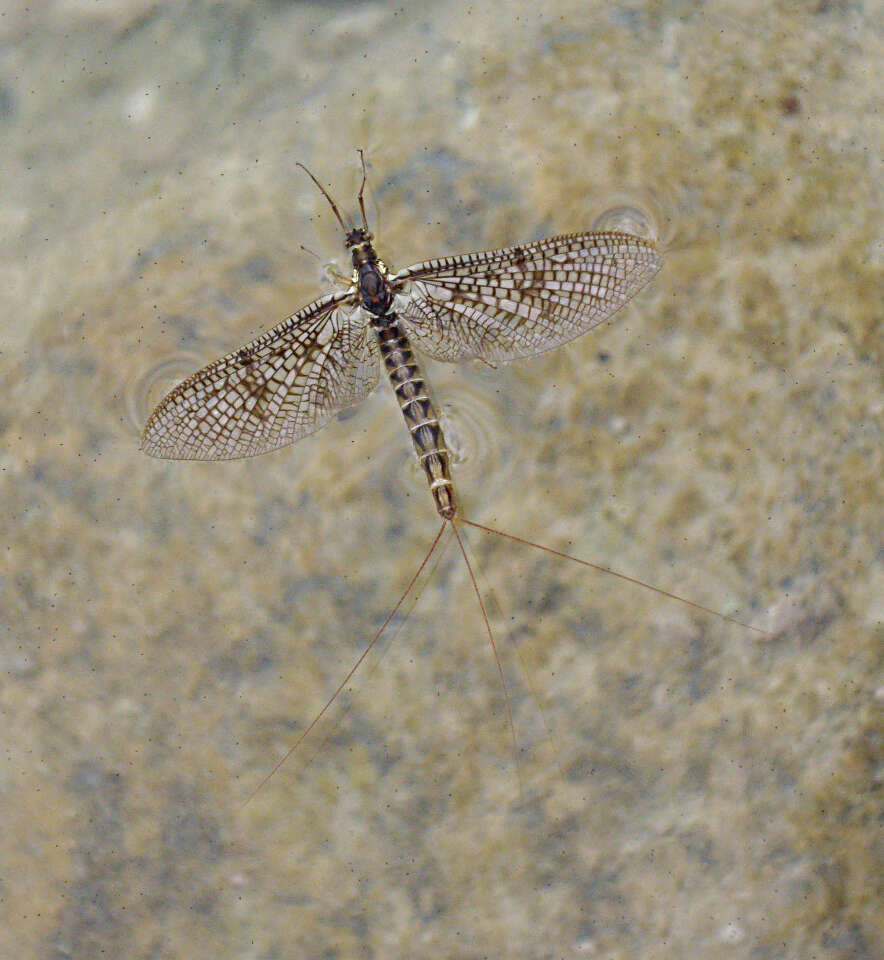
(350, 241, 394, 316)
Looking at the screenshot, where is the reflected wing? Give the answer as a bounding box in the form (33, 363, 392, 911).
(391, 232, 662, 363)
(141, 291, 380, 460)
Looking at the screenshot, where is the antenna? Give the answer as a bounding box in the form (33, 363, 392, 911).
(356, 148, 369, 232)
(295, 162, 350, 233)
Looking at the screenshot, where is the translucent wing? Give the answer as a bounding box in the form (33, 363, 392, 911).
(141, 291, 381, 460)
(390, 231, 662, 363)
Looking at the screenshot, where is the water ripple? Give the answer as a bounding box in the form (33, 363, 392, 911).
(125, 353, 204, 437)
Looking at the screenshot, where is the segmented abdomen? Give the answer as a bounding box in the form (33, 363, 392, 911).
(373, 314, 456, 519)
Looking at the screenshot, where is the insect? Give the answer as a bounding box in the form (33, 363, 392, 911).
(142, 155, 763, 798)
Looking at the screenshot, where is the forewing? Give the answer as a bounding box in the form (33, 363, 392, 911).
(141, 291, 381, 460)
(391, 231, 662, 363)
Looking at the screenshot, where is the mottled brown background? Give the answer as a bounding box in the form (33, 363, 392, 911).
(2, 1, 880, 958)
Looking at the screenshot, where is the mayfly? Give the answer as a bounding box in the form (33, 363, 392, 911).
(142, 155, 764, 798)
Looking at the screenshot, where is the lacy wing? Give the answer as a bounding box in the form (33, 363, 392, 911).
(141, 291, 380, 460)
(391, 231, 662, 363)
